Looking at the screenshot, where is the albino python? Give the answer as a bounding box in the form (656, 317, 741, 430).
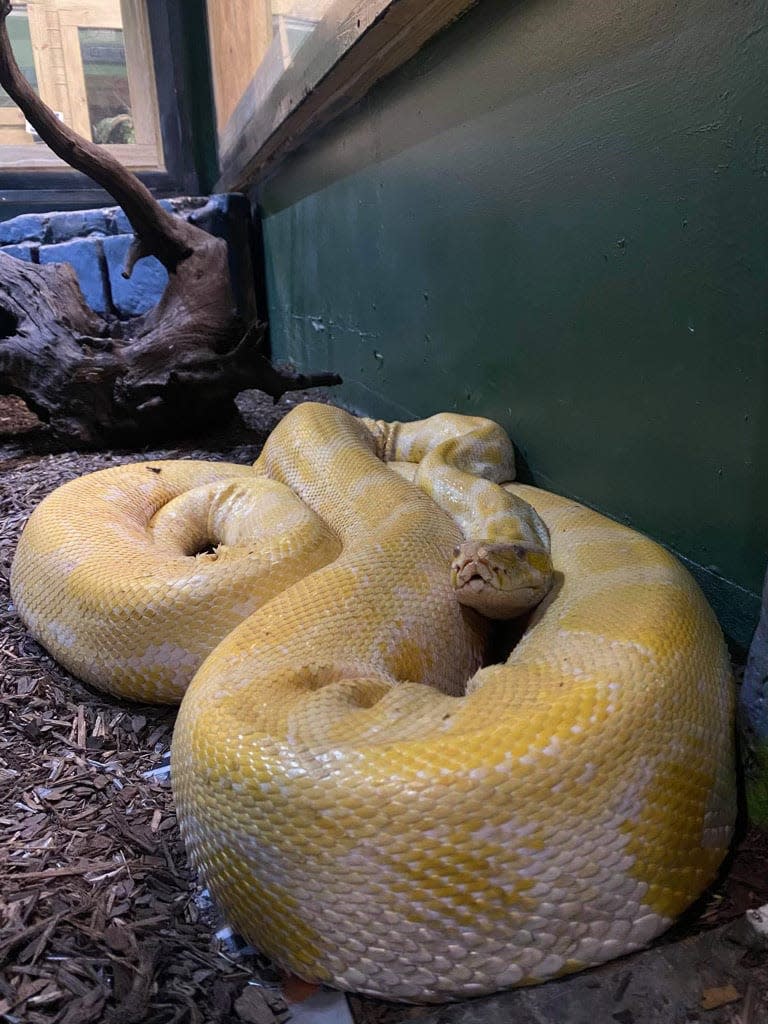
(11, 402, 735, 1003)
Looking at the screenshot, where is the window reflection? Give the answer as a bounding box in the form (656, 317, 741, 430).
(0, 0, 162, 169)
(79, 27, 135, 143)
(0, 5, 37, 108)
(271, 0, 333, 65)
(209, 0, 340, 132)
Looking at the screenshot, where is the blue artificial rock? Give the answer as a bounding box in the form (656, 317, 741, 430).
(187, 194, 233, 235)
(0, 212, 47, 245)
(48, 209, 109, 244)
(108, 206, 132, 235)
(107, 198, 176, 236)
(1, 243, 37, 261)
(102, 234, 168, 315)
(0, 196, 245, 318)
(39, 238, 109, 313)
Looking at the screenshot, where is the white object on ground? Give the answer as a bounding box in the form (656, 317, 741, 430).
(287, 989, 354, 1024)
(746, 903, 768, 942)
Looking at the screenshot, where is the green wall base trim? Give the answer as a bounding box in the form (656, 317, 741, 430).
(674, 557, 760, 660)
(334, 379, 421, 424)
(513, 471, 760, 655)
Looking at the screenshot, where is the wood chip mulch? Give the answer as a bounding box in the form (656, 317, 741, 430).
(1, 391, 767, 1024)
(0, 391, 330, 1024)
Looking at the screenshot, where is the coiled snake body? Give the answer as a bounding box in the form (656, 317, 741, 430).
(11, 403, 735, 1002)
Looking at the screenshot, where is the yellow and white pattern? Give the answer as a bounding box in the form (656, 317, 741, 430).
(11, 402, 735, 1003)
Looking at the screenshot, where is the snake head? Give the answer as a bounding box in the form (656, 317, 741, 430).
(451, 540, 553, 619)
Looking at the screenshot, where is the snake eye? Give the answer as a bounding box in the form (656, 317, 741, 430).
(453, 546, 460, 557)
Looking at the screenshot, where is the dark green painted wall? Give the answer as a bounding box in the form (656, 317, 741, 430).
(258, 0, 768, 649)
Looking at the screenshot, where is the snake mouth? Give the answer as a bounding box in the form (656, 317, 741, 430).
(456, 561, 496, 591)
(462, 576, 489, 593)
(451, 540, 553, 619)
(451, 545, 506, 592)
(187, 539, 219, 558)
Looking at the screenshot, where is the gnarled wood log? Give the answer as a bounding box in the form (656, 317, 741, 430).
(0, 0, 339, 447)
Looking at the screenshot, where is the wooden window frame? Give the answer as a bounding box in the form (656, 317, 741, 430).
(210, 0, 480, 192)
(0, 0, 209, 209)
(0, 1, 163, 172)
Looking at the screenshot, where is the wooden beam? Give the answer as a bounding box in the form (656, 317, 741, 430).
(215, 0, 478, 191)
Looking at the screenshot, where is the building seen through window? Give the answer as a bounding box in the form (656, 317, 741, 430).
(79, 27, 134, 144)
(0, 6, 37, 109)
(0, 0, 162, 170)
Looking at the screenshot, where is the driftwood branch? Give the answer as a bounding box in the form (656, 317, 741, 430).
(0, 0, 340, 446)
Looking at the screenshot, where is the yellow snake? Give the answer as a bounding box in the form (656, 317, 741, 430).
(10, 402, 735, 1003)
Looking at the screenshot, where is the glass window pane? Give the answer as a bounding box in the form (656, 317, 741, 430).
(209, 0, 475, 183)
(272, 15, 314, 63)
(79, 27, 135, 143)
(0, 1, 162, 171)
(208, 0, 338, 134)
(0, 5, 37, 108)
(270, 1, 333, 65)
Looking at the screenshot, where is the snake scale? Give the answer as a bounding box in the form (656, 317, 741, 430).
(11, 402, 735, 1003)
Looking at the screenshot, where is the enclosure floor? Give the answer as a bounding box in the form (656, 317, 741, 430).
(1, 392, 767, 1024)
